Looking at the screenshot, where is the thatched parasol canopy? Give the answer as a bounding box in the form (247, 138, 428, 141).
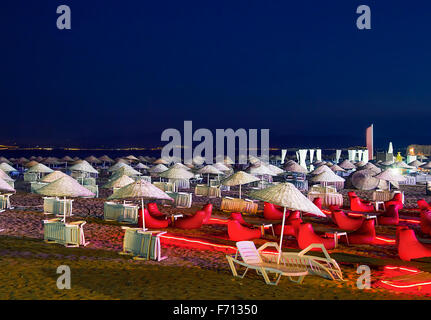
(61, 156, 74, 162)
(220, 171, 259, 186)
(310, 165, 332, 175)
(394, 161, 414, 169)
(159, 167, 194, 180)
(108, 162, 128, 172)
(213, 162, 231, 172)
(0, 169, 13, 182)
(125, 155, 139, 162)
(351, 169, 381, 190)
(266, 164, 284, 175)
(68, 160, 98, 174)
(102, 174, 134, 189)
(85, 156, 102, 164)
(408, 160, 424, 167)
(0, 177, 15, 193)
(24, 160, 39, 168)
(170, 163, 190, 171)
(153, 158, 169, 165)
(0, 162, 17, 173)
(135, 163, 150, 170)
(420, 161, 431, 169)
(248, 183, 324, 217)
(374, 169, 406, 182)
(27, 163, 54, 174)
(339, 160, 356, 170)
(330, 164, 345, 172)
(197, 165, 223, 175)
(247, 164, 276, 176)
(149, 164, 169, 173)
(283, 161, 307, 174)
(111, 166, 142, 179)
(36, 176, 95, 198)
(40, 170, 69, 183)
(108, 180, 173, 201)
(310, 171, 345, 183)
(99, 155, 114, 163)
(0, 157, 12, 165)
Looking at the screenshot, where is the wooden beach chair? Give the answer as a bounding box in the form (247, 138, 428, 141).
(43, 219, 89, 247)
(226, 241, 343, 285)
(121, 227, 167, 261)
(226, 241, 308, 285)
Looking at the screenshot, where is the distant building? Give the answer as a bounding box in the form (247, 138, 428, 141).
(406, 145, 431, 157)
(366, 124, 373, 161)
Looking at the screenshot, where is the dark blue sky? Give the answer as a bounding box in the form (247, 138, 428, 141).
(1, 1, 430, 149)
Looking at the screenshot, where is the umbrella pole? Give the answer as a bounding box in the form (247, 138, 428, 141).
(63, 196, 66, 223)
(239, 184, 242, 199)
(141, 198, 146, 231)
(208, 174, 210, 186)
(277, 207, 287, 264)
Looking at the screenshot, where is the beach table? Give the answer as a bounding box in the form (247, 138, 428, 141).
(43, 218, 89, 247)
(43, 197, 74, 217)
(104, 201, 139, 224)
(220, 197, 259, 215)
(324, 231, 349, 247)
(121, 227, 167, 261)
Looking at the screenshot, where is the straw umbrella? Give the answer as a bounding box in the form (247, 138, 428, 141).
(310, 170, 345, 187)
(330, 164, 345, 173)
(99, 155, 114, 167)
(24, 160, 39, 168)
(248, 183, 325, 263)
(27, 163, 54, 180)
(374, 168, 406, 191)
(0, 162, 17, 173)
(108, 161, 128, 172)
(108, 180, 173, 230)
(0, 177, 15, 193)
(283, 161, 308, 174)
(339, 160, 356, 170)
(68, 160, 98, 175)
(351, 169, 381, 191)
(85, 156, 102, 166)
(102, 174, 134, 189)
(0, 169, 13, 183)
(408, 160, 424, 168)
(111, 165, 142, 179)
(158, 167, 194, 192)
(149, 164, 169, 181)
(310, 165, 332, 175)
(220, 171, 259, 199)
(266, 164, 284, 175)
(125, 155, 139, 162)
(198, 165, 224, 186)
(153, 158, 169, 165)
(0, 157, 12, 165)
(213, 162, 231, 173)
(36, 176, 95, 222)
(170, 162, 190, 170)
(40, 170, 69, 183)
(420, 161, 431, 170)
(247, 164, 276, 189)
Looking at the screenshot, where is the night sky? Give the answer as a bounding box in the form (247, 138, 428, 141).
(1, 1, 431, 149)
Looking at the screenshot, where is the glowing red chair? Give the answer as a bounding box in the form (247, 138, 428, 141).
(297, 223, 336, 251)
(396, 226, 409, 247)
(329, 205, 340, 212)
(420, 210, 431, 236)
(385, 193, 403, 210)
(227, 219, 261, 241)
(147, 203, 165, 218)
(397, 228, 431, 261)
(138, 208, 169, 229)
(263, 202, 284, 220)
(418, 199, 431, 211)
(174, 210, 206, 229)
(378, 204, 400, 225)
(331, 210, 364, 231)
(230, 212, 253, 228)
(313, 197, 323, 210)
(345, 219, 376, 245)
(274, 218, 302, 237)
(349, 196, 374, 212)
(286, 210, 301, 222)
(201, 204, 213, 224)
